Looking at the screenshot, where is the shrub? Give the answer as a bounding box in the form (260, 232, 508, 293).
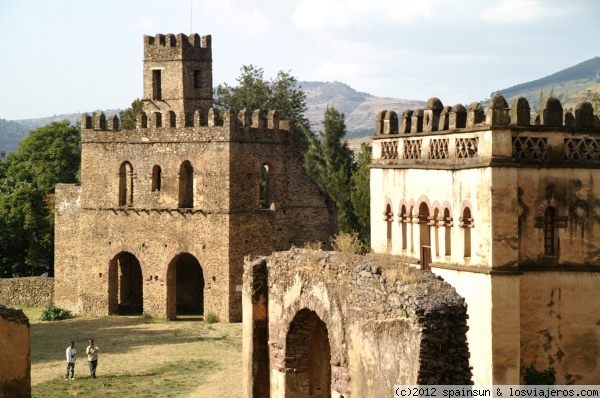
(204, 312, 219, 324)
(331, 232, 367, 255)
(40, 302, 71, 321)
(524, 365, 556, 385)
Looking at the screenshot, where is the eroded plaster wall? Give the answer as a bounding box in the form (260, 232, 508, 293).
(0, 305, 30, 398)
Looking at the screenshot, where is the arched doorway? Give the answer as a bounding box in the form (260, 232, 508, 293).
(109, 252, 143, 315)
(285, 309, 331, 398)
(167, 253, 204, 319)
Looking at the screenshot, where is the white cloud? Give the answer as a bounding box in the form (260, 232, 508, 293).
(292, 0, 434, 31)
(135, 17, 158, 31)
(480, 0, 574, 24)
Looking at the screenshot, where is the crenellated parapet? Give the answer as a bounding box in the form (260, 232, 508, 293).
(372, 94, 600, 168)
(81, 108, 293, 144)
(375, 94, 600, 137)
(144, 33, 211, 61)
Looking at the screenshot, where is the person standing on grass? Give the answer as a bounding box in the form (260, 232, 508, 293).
(86, 338, 100, 379)
(65, 341, 76, 380)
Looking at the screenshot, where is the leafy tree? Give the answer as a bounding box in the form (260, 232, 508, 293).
(215, 65, 313, 150)
(592, 93, 600, 115)
(119, 99, 143, 130)
(0, 121, 80, 276)
(305, 107, 357, 233)
(350, 144, 371, 242)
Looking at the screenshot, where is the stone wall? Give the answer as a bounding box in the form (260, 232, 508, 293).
(243, 250, 471, 397)
(0, 277, 54, 307)
(0, 305, 31, 397)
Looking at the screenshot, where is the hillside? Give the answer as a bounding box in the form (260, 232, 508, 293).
(301, 81, 424, 136)
(498, 57, 600, 109)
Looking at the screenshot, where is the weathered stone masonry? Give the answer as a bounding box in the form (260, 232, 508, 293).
(243, 250, 471, 397)
(54, 33, 334, 322)
(0, 277, 53, 307)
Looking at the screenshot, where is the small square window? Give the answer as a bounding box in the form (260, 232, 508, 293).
(193, 70, 201, 89)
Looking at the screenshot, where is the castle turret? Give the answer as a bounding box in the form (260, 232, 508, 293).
(142, 33, 213, 120)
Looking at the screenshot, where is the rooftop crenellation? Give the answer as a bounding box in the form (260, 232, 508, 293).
(375, 94, 600, 136)
(144, 33, 211, 49)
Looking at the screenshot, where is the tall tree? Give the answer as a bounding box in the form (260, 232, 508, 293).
(305, 107, 357, 233)
(119, 99, 143, 130)
(350, 144, 371, 243)
(0, 121, 80, 276)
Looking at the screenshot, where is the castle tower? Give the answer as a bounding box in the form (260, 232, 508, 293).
(142, 33, 213, 118)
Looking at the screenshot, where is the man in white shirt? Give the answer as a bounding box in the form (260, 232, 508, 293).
(86, 338, 100, 379)
(65, 341, 76, 380)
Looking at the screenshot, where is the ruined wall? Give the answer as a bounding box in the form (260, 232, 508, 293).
(0, 277, 54, 307)
(243, 250, 471, 398)
(0, 305, 30, 397)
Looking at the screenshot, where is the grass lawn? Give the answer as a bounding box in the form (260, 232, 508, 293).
(19, 307, 242, 397)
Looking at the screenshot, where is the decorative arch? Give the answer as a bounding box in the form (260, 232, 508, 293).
(178, 160, 194, 208)
(443, 207, 453, 256)
(460, 207, 473, 258)
(285, 308, 331, 398)
(108, 251, 143, 315)
(384, 203, 393, 252)
(118, 161, 134, 206)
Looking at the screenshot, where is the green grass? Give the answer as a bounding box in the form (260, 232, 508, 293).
(32, 359, 216, 397)
(17, 307, 242, 398)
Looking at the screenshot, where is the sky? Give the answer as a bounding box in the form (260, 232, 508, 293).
(1, 0, 599, 120)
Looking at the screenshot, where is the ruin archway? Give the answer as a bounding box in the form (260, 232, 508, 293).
(285, 308, 331, 398)
(108, 252, 143, 315)
(166, 253, 204, 319)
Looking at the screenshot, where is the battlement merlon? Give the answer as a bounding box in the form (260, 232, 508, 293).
(374, 94, 600, 137)
(80, 108, 296, 143)
(144, 33, 212, 61)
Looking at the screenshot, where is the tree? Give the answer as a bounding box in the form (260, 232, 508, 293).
(350, 144, 371, 242)
(119, 99, 143, 130)
(591, 93, 600, 115)
(215, 65, 313, 150)
(0, 121, 80, 276)
(305, 107, 357, 233)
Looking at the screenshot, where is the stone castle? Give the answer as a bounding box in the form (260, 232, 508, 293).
(53, 33, 334, 322)
(370, 95, 600, 384)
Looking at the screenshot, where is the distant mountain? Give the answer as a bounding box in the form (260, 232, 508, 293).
(300, 81, 424, 138)
(498, 57, 600, 109)
(0, 110, 119, 154)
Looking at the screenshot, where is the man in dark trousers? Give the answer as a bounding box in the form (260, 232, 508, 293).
(86, 338, 100, 379)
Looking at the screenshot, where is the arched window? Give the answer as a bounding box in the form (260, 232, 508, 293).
(151, 165, 162, 192)
(400, 205, 407, 251)
(384, 204, 393, 252)
(433, 208, 440, 257)
(118, 161, 134, 206)
(462, 207, 472, 258)
(544, 207, 558, 256)
(259, 164, 270, 209)
(418, 202, 431, 269)
(178, 161, 194, 208)
(444, 208, 452, 256)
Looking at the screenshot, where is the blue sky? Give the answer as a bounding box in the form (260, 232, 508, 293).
(1, 0, 599, 120)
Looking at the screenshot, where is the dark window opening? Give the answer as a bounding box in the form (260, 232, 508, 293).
(385, 204, 393, 252)
(400, 205, 407, 251)
(152, 165, 162, 192)
(152, 69, 162, 100)
(194, 70, 202, 89)
(259, 164, 270, 209)
(444, 208, 452, 256)
(463, 207, 472, 258)
(178, 160, 194, 208)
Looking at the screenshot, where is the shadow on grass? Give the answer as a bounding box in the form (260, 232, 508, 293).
(30, 316, 238, 365)
(32, 359, 217, 398)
